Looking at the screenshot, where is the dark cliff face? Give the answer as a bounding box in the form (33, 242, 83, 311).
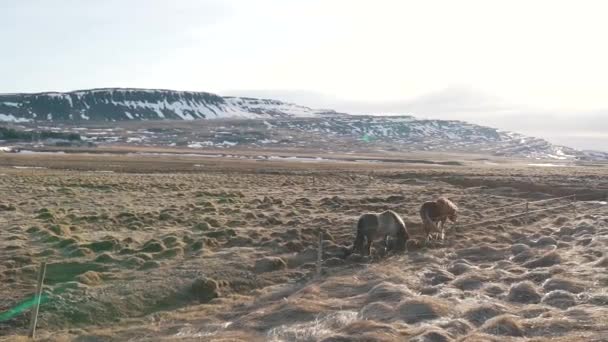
(0, 88, 326, 122)
(0, 88, 228, 121)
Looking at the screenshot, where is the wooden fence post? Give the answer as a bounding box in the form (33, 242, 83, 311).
(29, 261, 47, 339)
(316, 231, 323, 278)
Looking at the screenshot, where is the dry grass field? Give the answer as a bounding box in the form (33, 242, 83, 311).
(1, 150, 607, 341)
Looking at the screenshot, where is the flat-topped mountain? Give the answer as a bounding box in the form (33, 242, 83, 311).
(0, 88, 336, 122)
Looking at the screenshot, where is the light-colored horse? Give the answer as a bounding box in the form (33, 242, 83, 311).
(349, 210, 409, 256)
(420, 197, 458, 241)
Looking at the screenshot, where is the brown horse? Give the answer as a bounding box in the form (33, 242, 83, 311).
(349, 210, 409, 256)
(420, 197, 458, 241)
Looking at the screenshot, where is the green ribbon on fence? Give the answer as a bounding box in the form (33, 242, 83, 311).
(0, 294, 49, 322)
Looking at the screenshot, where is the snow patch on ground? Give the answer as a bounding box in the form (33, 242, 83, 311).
(188, 141, 215, 148)
(1, 102, 20, 107)
(0, 114, 30, 122)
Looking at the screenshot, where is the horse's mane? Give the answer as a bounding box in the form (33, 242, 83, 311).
(436, 197, 458, 214)
(381, 209, 406, 228)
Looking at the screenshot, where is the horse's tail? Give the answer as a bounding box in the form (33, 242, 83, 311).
(387, 211, 408, 251)
(348, 217, 367, 256)
(420, 203, 437, 235)
(394, 223, 408, 251)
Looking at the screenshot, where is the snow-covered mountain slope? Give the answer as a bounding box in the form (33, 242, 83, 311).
(1, 88, 605, 161)
(6, 115, 605, 161)
(261, 116, 590, 160)
(0, 88, 335, 122)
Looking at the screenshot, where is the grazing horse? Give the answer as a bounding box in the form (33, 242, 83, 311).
(420, 197, 458, 241)
(349, 210, 409, 256)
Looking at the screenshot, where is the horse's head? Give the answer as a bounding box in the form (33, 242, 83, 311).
(351, 238, 365, 255)
(448, 211, 458, 222)
(343, 248, 352, 258)
(344, 243, 362, 258)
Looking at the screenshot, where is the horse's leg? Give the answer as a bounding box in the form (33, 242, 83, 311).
(384, 235, 390, 253)
(434, 221, 441, 240)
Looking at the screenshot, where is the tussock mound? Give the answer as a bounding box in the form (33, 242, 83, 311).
(511, 249, 536, 263)
(451, 274, 486, 291)
(254, 256, 287, 273)
(423, 268, 455, 285)
(542, 277, 586, 294)
(410, 329, 453, 342)
(235, 300, 330, 331)
(140, 260, 161, 269)
(593, 256, 608, 267)
(589, 294, 608, 306)
(287, 248, 318, 267)
(268, 310, 358, 342)
(320, 334, 360, 341)
(319, 277, 376, 299)
(0, 203, 16, 211)
(510, 243, 531, 255)
(44, 261, 108, 284)
(284, 240, 304, 252)
(522, 269, 553, 284)
(94, 253, 118, 263)
(553, 216, 569, 226)
(406, 239, 424, 251)
(190, 277, 219, 303)
(534, 236, 558, 247)
(338, 319, 400, 336)
(480, 315, 524, 337)
(575, 235, 593, 246)
(345, 254, 372, 263)
(75, 271, 103, 286)
(359, 302, 396, 321)
(483, 283, 507, 297)
(555, 226, 575, 237)
(541, 290, 577, 309)
(320, 320, 404, 342)
(366, 282, 415, 303)
(463, 303, 507, 326)
(518, 305, 550, 318)
(507, 281, 541, 304)
(523, 251, 561, 269)
(523, 310, 599, 337)
(447, 262, 473, 275)
(225, 235, 254, 247)
(456, 245, 507, 263)
(324, 257, 346, 267)
(573, 223, 596, 236)
(439, 319, 473, 337)
(492, 260, 513, 270)
(48, 224, 71, 236)
(396, 296, 451, 324)
(140, 239, 165, 253)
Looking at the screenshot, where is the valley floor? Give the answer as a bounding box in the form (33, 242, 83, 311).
(0, 150, 607, 341)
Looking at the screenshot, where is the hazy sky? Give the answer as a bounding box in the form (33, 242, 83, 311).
(1, 0, 607, 150)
